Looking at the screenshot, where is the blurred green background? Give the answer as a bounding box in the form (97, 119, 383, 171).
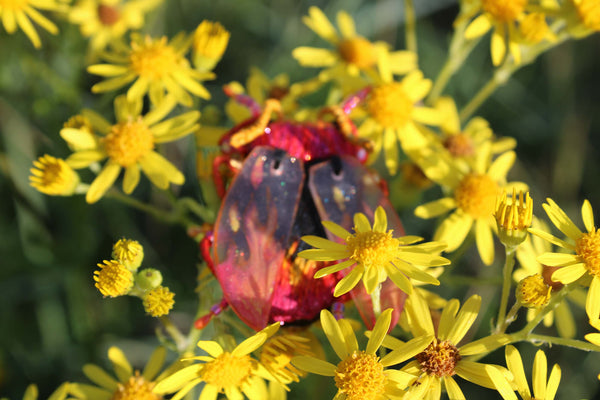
(1, 0, 600, 398)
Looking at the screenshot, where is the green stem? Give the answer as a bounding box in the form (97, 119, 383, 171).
(427, 22, 481, 105)
(495, 246, 516, 333)
(497, 302, 521, 335)
(524, 334, 600, 352)
(404, 0, 417, 56)
(159, 316, 188, 352)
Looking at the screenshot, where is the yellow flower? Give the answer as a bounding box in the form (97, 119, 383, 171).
(292, 309, 434, 400)
(259, 328, 316, 385)
(61, 95, 199, 203)
(94, 259, 133, 297)
(494, 189, 533, 248)
(299, 206, 449, 297)
(399, 293, 511, 398)
(414, 143, 524, 265)
(514, 217, 584, 338)
(357, 67, 442, 175)
(88, 33, 214, 106)
(516, 274, 552, 308)
(68, 0, 163, 53)
(464, 0, 542, 65)
(572, 0, 600, 35)
(112, 238, 144, 270)
(518, 12, 556, 44)
(192, 20, 230, 71)
(29, 155, 80, 196)
(76, 346, 183, 400)
(529, 198, 600, 324)
(0, 0, 63, 48)
(142, 285, 175, 317)
(486, 345, 561, 400)
(292, 6, 416, 78)
(154, 323, 280, 400)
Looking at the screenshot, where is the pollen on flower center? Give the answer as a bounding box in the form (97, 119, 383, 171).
(444, 133, 475, 157)
(454, 173, 500, 219)
(576, 228, 600, 277)
(346, 231, 398, 269)
(338, 37, 377, 69)
(111, 371, 160, 400)
(94, 260, 133, 297)
(98, 4, 120, 26)
(201, 352, 253, 389)
(481, 0, 527, 23)
(516, 274, 551, 308)
(416, 339, 461, 378)
(367, 83, 413, 129)
(130, 37, 180, 80)
(103, 119, 154, 167)
(334, 350, 386, 400)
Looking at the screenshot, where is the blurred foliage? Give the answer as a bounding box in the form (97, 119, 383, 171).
(1, 0, 600, 398)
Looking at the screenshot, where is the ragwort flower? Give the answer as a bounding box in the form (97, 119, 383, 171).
(76, 346, 183, 400)
(486, 345, 561, 400)
(292, 6, 416, 78)
(0, 0, 64, 48)
(292, 309, 434, 400)
(358, 69, 442, 175)
(88, 33, 214, 106)
(399, 293, 511, 398)
(153, 323, 280, 400)
(529, 198, 600, 323)
(68, 0, 163, 54)
(29, 155, 80, 196)
(414, 142, 524, 265)
(299, 206, 449, 297)
(61, 95, 199, 203)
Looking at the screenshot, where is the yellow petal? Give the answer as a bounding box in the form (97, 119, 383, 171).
(336, 10, 355, 38)
(505, 345, 530, 399)
(532, 350, 547, 400)
(437, 299, 460, 341)
(338, 319, 358, 354)
(320, 309, 348, 360)
(485, 365, 518, 400)
(233, 331, 268, 356)
(475, 218, 494, 266)
(122, 165, 140, 194)
(196, 341, 223, 358)
(314, 260, 354, 278)
(444, 376, 466, 400)
(543, 198, 582, 241)
(291, 356, 336, 376)
(491, 25, 506, 66)
(536, 252, 580, 267)
(303, 6, 338, 43)
(366, 308, 393, 355)
(292, 47, 338, 67)
(464, 14, 492, 39)
(322, 220, 352, 240)
(142, 346, 166, 381)
(546, 364, 561, 400)
(586, 276, 600, 323)
(82, 364, 118, 390)
(433, 211, 473, 252)
(415, 198, 456, 219)
(582, 199, 595, 233)
(333, 267, 363, 297)
(381, 334, 433, 367)
(87, 64, 130, 76)
(487, 151, 515, 182)
(108, 346, 133, 382)
(446, 295, 481, 345)
(86, 162, 121, 203)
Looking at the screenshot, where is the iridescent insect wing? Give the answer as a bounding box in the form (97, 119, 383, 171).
(213, 146, 304, 330)
(307, 156, 406, 329)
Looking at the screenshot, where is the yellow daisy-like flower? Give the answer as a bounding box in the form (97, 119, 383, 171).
(486, 345, 561, 400)
(29, 155, 80, 196)
(68, 0, 163, 54)
(292, 6, 416, 78)
(515, 274, 552, 308)
(299, 206, 450, 297)
(259, 328, 317, 385)
(529, 198, 600, 324)
(494, 189, 533, 248)
(76, 346, 183, 400)
(142, 285, 175, 317)
(0, 0, 63, 48)
(153, 323, 280, 400)
(514, 217, 584, 338)
(61, 95, 199, 203)
(292, 309, 434, 400)
(571, 0, 600, 35)
(414, 143, 523, 265)
(88, 33, 214, 106)
(358, 69, 442, 175)
(399, 293, 511, 399)
(94, 259, 134, 297)
(463, 0, 538, 65)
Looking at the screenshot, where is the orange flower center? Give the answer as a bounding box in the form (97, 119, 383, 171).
(338, 37, 377, 69)
(98, 4, 120, 26)
(481, 0, 527, 23)
(367, 83, 413, 129)
(542, 265, 564, 291)
(454, 173, 500, 219)
(103, 119, 154, 167)
(334, 350, 386, 400)
(444, 133, 475, 157)
(416, 339, 461, 378)
(111, 371, 160, 400)
(575, 0, 600, 31)
(201, 352, 253, 389)
(575, 228, 600, 277)
(130, 37, 180, 80)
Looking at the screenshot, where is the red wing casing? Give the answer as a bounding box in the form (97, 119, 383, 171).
(213, 146, 304, 331)
(307, 156, 406, 329)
